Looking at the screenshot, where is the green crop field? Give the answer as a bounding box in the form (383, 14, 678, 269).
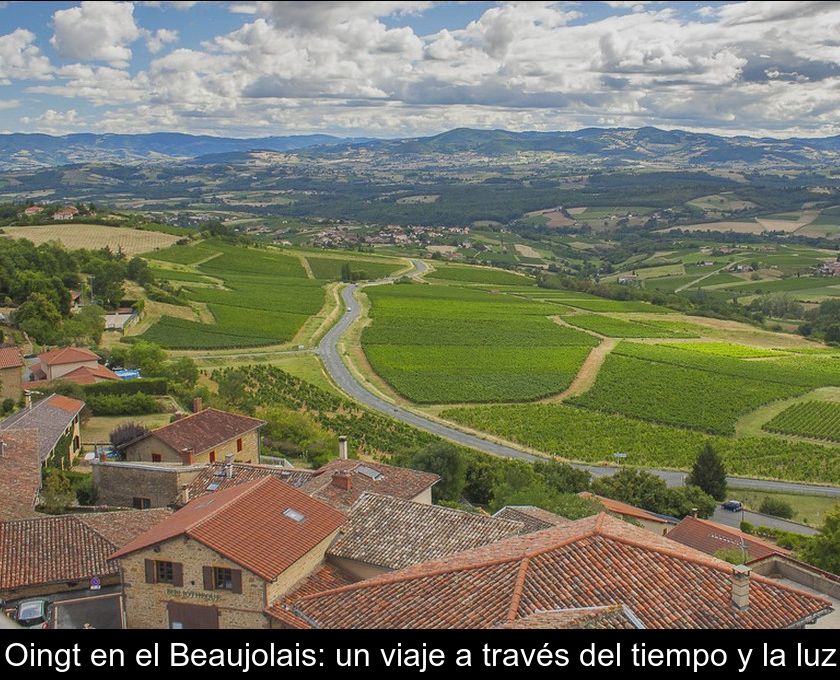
(658, 342, 787, 358)
(148, 267, 217, 283)
(561, 298, 673, 313)
(426, 264, 534, 285)
(362, 282, 597, 403)
(570, 353, 800, 434)
(562, 314, 694, 338)
(305, 255, 403, 281)
(763, 401, 840, 443)
(146, 242, 221, 265)
(139, 242, 326, 348)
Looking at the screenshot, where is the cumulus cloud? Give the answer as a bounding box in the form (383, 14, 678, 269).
(0, 28, 53, 83)
(50, 1, 140, 66)
(20, 108, 82, 134)
(144, 28, 179, 54)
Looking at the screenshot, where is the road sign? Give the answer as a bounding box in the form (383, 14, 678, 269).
(90, 577, 101, 591)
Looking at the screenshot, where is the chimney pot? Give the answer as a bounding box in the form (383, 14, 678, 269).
(691, 507, 698, 518)
(192, 397, 203, 413)
(731, 564, 751, 610)
(338, 435, 348, 460)
(224, 453, 234, 479)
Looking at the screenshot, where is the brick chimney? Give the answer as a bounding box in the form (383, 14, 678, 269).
(332, 471, 352, 491)
(338, 435, 348, 460)
(731, 564, 751, 610)
(224, 453, 234, 479)
(192, 397, 203, 413)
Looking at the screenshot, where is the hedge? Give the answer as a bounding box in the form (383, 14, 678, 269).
(83, 377, 168, 397)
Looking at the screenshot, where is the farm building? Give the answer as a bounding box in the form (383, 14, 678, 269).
(0, 394, 85, 468)
(121, 404, 265, 465)
(0, 345, 24, 401)
(23, 206, 43, 216)
(52, 206, 78, 221)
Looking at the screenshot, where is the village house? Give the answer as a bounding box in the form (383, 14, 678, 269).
(271, 513, 832, 629)
(0, 509, 171, 603)
(0, 394, 85, 468)
(121, 403, 265, 465)
(0, 345, 24, 401)
(110, 476, 345, 629)
(817, 261, 840, 277)
(0, 429, 42, 520)
(667, 515, 791, 562)
(52, 206, 78, 221)
(578, 491, 677, 534)
(27, 346, 103, 383)
(23, 206, 43, 216)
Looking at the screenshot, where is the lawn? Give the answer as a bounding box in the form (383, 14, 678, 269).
(727, 488, 839, 527)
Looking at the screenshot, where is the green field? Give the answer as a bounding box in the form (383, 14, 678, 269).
(763, 401, 840, 443)
(658, 342, 787, 358)
(362, 282, 597, 403)
(305, 255, 403, 281)
(426, 264, 534, 285)
(443, 403, 840, 484)
(562, 314, 693, 338)
(561, 298, 673, 313)
(147, 242, 221, 265)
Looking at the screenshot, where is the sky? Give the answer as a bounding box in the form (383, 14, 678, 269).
(0, 1, 839, 139)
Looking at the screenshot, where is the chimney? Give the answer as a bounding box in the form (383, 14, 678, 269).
(338, 435, 348, 460)
(332, 471, 352, 491)
(224, 453, 234, 479)
(192, 397, 203, 413)
(691, 507, 698, 518)
(181, 485, 191, 505)
(25, 391, 32, 410)
(731, 564, 751, 610)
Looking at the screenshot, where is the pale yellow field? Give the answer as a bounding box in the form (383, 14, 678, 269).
(514, 243, 542, 258)
(660, 221, 766, 235)
(2, 224, 180, 255)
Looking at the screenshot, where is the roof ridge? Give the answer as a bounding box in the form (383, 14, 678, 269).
(358, 491, 520, 526)
(506, 556, 531, 622)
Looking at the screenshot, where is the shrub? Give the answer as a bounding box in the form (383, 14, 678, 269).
(759, 497, 795, 519)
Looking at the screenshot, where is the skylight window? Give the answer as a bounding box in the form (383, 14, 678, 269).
(206, 482, 220, 492)
(356, 465, 383, 481)
(283, 508, 305, 522)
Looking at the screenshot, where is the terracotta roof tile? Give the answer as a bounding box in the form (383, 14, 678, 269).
(131, 408, 265, 458)
(54, 365, 121, 385)
(496, 605, 643, 629)
(328, 493, 523, 571)
(79, 508, 173, 548)
(579, 491, 674, 524)
(0, 394, 85, 462)
(667, 516, 791, 561)
(38, 346, 99, 366)
(279, 513, 831, 629)
(185, 463, 315, 503)
(110, 477, 346, 581)
(0, 346, 23, 370)
(0, 430, 42, 521)
(0, 509, 171, 591)
(493, 505, 572, 534)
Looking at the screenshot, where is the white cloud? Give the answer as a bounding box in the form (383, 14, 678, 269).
(0, 28, 53, 83)
(144, 28, 179, 54)
(20, 108, 82, 134)
(50, 1, 140, 67)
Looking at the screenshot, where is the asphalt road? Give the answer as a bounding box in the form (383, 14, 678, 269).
(317, 259, 840, 499)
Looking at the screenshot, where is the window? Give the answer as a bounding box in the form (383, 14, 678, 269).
(236, 438, 243, 452)
(214, 567, 233, 591)
(151, 454, 161, 463)
(283, 508, 305, 523)
(156, 561, 174, 584)
(133, 497, 151, 510)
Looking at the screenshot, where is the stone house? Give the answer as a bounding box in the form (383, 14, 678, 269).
(109, 476, 345, 629)
(0, 394, 85, 468)
(0, 346, 24, 401)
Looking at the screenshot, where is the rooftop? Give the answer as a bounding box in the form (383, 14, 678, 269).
(492, 505, 572, 534)
(38, 346, 99, 367)
(0, 394, 85, 462)
(0, 430, 42, 521)
(496, 605, 643, 629)
(277, 513, 831, 629)
(185, 462, 316, 502)
(0, 346, 23, 370)
(328, 493, 523, 571)
(579, 491, 675, 525)
(0, 509, 172, 591)
(667, 516, 791, 562)
(110, 476, 346, 581)
(128, 408, 266, 458)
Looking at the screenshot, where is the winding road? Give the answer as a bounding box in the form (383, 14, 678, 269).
(317, 259, 840, 500)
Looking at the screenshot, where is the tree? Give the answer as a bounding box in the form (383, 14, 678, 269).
(340, 262, 352, 282)
(405, 442, 465, 502)
(801, 505, 840, 574)
(40, 469, 75, 514)
(463, 456, 497, 506)
(686, 443, 727, 501)
(63, 304, 105, 345)
(262, 406, 338, 466)
(110, 422, 151, 449)
(127, 257, 154, 287)
(168, 356, 199, 388)
(124, 341, 167, 376)
(14, 293, 63, 344)
(533, 460, 591, 494)
(592, 468, 715, 519)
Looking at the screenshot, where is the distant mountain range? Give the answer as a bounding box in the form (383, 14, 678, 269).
(2, 127, 839, 171)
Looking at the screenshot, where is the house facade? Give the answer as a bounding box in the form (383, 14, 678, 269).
(0, 346, 24, 401)
(30, 346, 101, 382)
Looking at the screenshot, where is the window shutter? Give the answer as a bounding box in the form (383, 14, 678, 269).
(172, 562, 184, 588)
(231, 569, 242, 594)
(144, 559, 155, 584)
(203, 566, 214, 590)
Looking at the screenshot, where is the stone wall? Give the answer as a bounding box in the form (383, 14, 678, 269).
(92, 461, 206, 508)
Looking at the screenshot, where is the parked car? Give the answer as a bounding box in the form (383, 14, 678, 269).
(15, 600, 50, 629)
(722, 500, 743, 512)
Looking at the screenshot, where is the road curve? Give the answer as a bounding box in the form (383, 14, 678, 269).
(317, 259, 840, 498)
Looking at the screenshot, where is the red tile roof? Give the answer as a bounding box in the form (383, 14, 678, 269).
(185, 462, 316, 503)
(110, 477, 346, 581)
(278, 513, 831, 629)
(0, 509, 172, 591)
(492, 505, 572, 534)
(667, 516, 791, 561)
(579, 491, 673, 524)
(38, 346, 100, 367)
(128, 408, 265, 458)
(0, 430, 42, 521)
(0, 394, 85, 462)
(496, 605, 643, 629)
(55, 365, 121, 385)
(328, 493, 523, 571)
(0, 346, 23, 370)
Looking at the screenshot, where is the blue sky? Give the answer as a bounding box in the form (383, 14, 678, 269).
(0, 1, 838, 138)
